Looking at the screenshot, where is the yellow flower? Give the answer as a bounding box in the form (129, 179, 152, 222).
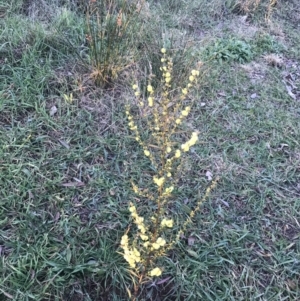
(143, 241, 150, 248)
(147, 85, 153, 93)
(152, 242, 160, 249)
(189, 75, 194, 82)
(165, 72, 171, 78)
(182, 88, 188, 95)
(191, 70, 196, 76)
(140, 234, 149, 241)
(156, 237, 166, 247)
(190, 132, 198, 145)
(181, 110, 189, 117)
(132, 84, 138, 90)
(175, 149, 181, 158)
(181, 143, 190, 152)
(165, 186, 174, 194)
(148, 97, 153, 107)
(161, 48, 166, 54)
(121, 235, 128, 246)
(161, 58, 165, 62)
(132, 183, 139, 193)
(166, 146, 171, 153)
(167, 172, 172, 177)
(165, 77, 171, 83)
(149, 267, 162, 277)
(131, 212, 137, 219)
(161, 218, 173, 228)
(124, 254, 136, 268)
(151, 237, 166, 250)
(129, 205, 136, 213)
(191, 70, 199, 76)
(133, 248, 141, 259)
(188, 83, 192, 88)
(138, 224, 146, 234)
(134, 91, 139, 97)
(175, 118, 181, 125)
(165, 219, 173, 228)
(136, 216, 144, 224)
(144, 149, 150, 156)
(153, 176, 165, 187)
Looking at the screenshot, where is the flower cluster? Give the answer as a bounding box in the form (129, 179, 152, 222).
(129, 203, 148, 236)
(181, 132, 198, 152)
(153, 176, 165, 187)
(161, 218, 173, 228)
(120, 234, 141, 268)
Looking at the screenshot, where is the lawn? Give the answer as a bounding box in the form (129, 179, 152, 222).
(0, 0, 300, 300)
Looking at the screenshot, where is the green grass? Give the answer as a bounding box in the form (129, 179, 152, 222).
(1, 0, 300, 300)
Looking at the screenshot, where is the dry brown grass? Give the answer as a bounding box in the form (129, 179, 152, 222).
(236, 0, 277, 20)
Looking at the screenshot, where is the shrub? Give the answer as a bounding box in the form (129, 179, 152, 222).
(120, 48, 218, 300)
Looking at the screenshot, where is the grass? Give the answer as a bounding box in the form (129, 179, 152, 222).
(1, 0, 300, 300)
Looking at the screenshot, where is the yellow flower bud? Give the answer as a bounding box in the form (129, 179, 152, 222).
(132, 84, 138, 90)
(175, 118, 181, 125)
(166, 146, 171, 153)
(134, 91, 139, 97)
(165, 77, 171, 83)
(167, 172, 172, 177)
(144, 150, 150, 156)
(161, 48, 166, 54)
(189, 75, 194, 82)
(165, 72, 171, 78)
